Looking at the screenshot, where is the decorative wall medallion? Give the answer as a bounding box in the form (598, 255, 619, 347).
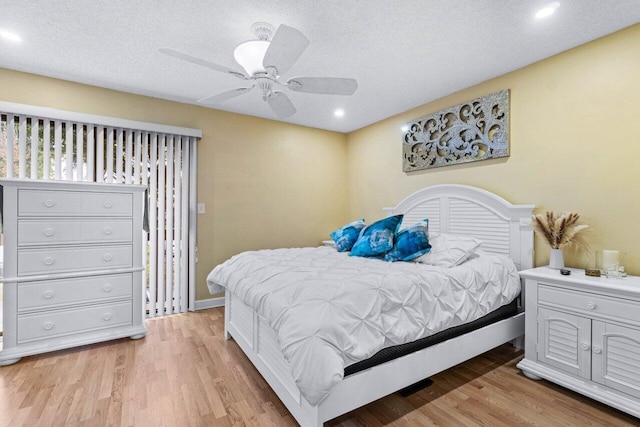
(402, 89, 509, 172)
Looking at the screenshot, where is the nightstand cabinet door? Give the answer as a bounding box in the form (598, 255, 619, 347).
(538, 307, 591, 379)
(592, 321, 640, 399)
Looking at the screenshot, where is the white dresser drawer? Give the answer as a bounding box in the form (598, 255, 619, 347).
(18, 273, 133, 312)
(539, 284, 639, 326)
(18, 219, 133, 246)
(81, 193, 133, 216)
(18, 190, 132, 217)
(17, 301, 133, 343)
(18, 245, 133, 276)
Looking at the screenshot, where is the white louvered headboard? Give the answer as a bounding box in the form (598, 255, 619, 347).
(384, 184, 535, 270)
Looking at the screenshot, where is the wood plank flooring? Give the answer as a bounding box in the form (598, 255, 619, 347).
(0, 308, 637, 426)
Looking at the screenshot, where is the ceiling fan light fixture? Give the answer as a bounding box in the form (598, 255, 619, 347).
(234, 39, 270, 76)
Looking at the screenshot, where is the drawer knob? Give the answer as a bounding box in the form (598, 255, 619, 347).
(103, 227, 113, 235)
(44, 228, 55, 237)
(103, 313, 112, 321)
(593, 346, 602, 354)
(44, 199, 55, 208)
(586, 302, 596, 310)
(44, 257, 55, 266)
(43, 290, 55, 299)
(43, 322, 55, 331)
(103, 254, 113, 262)
(103, 284, 112, 292)
(103, 201, 113, 209)
(581, 343, 590, 351)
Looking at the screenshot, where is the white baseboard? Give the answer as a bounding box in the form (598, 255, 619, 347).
(194, 296, 225, 311)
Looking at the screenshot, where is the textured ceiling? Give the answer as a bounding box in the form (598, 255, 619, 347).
(0, 1, 638, 133)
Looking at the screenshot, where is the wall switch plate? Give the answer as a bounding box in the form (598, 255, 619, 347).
(197, 203, 205, 214)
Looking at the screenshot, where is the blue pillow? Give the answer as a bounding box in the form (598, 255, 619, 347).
(350, 215, 403, 257)
(330, 219, 366, 252)
(384, 220, 431, 262)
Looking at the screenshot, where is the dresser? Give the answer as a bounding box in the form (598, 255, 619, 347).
(517, 267, 640, 418)
(0, 179, 147, 366)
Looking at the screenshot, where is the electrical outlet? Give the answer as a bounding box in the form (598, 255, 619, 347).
(197, 203, 205, 214)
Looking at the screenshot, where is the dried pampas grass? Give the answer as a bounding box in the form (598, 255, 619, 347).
(530, 211, 590, 250)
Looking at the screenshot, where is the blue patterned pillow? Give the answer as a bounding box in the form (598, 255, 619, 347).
(350, 215, 403, 257)
(330, 219, 366, 252)
(384, 220, 431, 262)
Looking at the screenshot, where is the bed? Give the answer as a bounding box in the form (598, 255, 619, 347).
(208, 184, 534, 426)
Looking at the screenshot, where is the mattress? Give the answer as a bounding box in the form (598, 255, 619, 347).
(344, 298, 519, 376)
(207, 246, 521, 405)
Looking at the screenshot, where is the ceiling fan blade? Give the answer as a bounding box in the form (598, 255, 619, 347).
(266, 91, 296, 118)
(159, 47, 248, 79)
(287, 77, 358, 95)
(262, 25, 310, 76)
(198, 87, 252, 104)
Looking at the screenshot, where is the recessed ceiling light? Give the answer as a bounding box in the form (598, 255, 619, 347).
(0, 29, 22, 42)
(334, 109, 345, 117)
(535, 2, 560, 19)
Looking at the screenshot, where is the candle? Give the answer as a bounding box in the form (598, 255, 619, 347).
(601, 250, 620, 269)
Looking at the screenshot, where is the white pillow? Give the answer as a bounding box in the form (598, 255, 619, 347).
(415, 233, 482, 268)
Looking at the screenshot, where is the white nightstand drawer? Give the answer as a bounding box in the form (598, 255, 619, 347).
(539, 284, 639, 326)
(18, 273, 133, 312)
(18, 245, 133, 276)
(18, 219, 133, 246)
(18, 190, 132, 217)
(17, 301, 133, 343)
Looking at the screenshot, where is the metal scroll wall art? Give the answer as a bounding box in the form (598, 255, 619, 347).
(402, 89, 510, 172)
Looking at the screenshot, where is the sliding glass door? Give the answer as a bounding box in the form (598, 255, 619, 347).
(0, 106, 199, 318)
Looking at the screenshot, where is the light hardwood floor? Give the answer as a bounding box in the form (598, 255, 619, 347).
(0, 308, 637, 427)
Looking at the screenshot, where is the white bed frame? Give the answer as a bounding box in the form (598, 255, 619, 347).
(223, 184, 534, 426)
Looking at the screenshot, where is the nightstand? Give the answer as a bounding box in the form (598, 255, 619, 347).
(517, 267, 640, 418)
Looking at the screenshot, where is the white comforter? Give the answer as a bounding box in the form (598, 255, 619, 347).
(207, 246, 520, 406)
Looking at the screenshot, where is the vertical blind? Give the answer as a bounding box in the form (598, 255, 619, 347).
(0, 104, 199, 317)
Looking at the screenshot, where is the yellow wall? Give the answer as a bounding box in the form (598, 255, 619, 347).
(346, 24, 640, 274)
(0, 68, 348, 300)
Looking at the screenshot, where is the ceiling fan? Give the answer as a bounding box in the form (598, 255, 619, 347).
(159, 22, 358, 118)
